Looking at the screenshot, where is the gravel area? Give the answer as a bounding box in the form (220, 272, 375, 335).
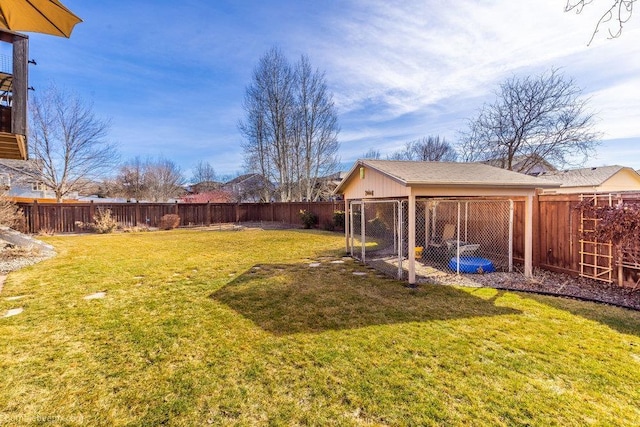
(0, 253, 55, 275)
(371, 257, 640, 311)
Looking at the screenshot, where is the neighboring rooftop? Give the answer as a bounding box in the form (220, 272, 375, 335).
(0, 158, 40, 175)
(480, 154, 557, 175)
(538, 165, 634, 187)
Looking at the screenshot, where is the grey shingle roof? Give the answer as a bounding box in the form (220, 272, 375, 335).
(537, 165, 630, 187)
(348, 160, 560, 188)
(0, 159, 41, 175)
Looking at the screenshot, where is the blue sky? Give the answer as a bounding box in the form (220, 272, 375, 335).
(19, 0, 640, 178)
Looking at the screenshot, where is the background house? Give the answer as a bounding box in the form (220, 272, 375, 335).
(538, 165, 640, 194)
(222, 173, 273, 202)
(0, 159, 71, 201)
(481, 154, 557, 176)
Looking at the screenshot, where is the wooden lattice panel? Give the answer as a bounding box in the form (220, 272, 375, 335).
(579, 194, 614, 283)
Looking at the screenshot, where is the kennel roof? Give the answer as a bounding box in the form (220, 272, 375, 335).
(335, 159, 560, 195)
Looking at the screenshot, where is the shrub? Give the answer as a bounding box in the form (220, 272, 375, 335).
(92, 209, 119, 234)
(159, 214, 181, 230)
(0, 193, 24, 230)
(299, 210, 318, 229)
(333, 210, 345, 230)
(75, 208, 119, 234)
(120, 224, 151, 233)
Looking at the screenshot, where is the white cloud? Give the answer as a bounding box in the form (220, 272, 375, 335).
(26, 0, 640, 173)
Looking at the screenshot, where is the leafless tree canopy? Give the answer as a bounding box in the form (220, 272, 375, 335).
(361, 148, 382, 160)
(239, 47, 340, 202)
(191, 160, 219, 192)
(565, 0, 635, 44)
(459, 69, 600, 172)
(112, 157, 185, 202)
(28, 85, 119, 202)
(388, 136, 458, 162)
(115, 157, 147, 201)
(192, 160, 217, 184)
(145, 158, 184, 202)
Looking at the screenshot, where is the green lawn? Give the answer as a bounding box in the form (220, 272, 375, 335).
(1, 229, 639, 426)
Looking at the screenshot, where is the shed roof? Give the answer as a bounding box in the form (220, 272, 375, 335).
(335, 160, 560, 193)
(537, 165, 636, 187)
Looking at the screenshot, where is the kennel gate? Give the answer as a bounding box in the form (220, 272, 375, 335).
(348, 200, 404, 279)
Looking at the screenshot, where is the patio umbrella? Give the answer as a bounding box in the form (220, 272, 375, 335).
(0, 0, 82, 38)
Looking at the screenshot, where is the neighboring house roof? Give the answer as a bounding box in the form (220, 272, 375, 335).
(335, 160, 560, 194)
(481, 154, 557, 175)
(181, 190, 234, 203)
(225, 173, 262, 186)
(537, 165, 640, 193)
(0, 158, 41, 178)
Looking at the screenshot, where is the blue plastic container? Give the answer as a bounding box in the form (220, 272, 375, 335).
(448, 256, 495, 273)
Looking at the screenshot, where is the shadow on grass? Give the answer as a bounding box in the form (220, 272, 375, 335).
(517, 292, 640, 338)
(211, 261, 520, 335)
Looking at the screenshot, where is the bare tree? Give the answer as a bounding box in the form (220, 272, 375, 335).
(145, 157, 185, 202)
(191, 160, 219, 192)
(459, 69, 600, 172)
(240, 47, 295, 201)
(111, 157, 184, 202)
(389, 136, 458, 162)
(115, 157, 148, 201)
(240, 47, 340, 202)
(292, 55, 340, 201)
(566, 0, 635, 44)
(28, 85, 119, 202)
(361, 148, 382, 159)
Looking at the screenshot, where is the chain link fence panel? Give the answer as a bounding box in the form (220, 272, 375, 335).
(414, 199, 514, 273)
(349, 200, 404, 278)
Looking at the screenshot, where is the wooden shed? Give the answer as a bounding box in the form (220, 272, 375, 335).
(335, 160, 559, 285)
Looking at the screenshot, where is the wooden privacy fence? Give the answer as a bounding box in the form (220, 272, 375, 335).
(15, 194, 640, 287)
(533, 192, 640, 288)
(17, 201, 344, 234)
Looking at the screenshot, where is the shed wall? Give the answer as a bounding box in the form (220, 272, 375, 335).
(341, 166, 410, 200)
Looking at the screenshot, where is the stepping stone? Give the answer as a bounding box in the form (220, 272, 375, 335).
(330, 260, 345, 264)
(5, 295, 27, 301)
(309, 263, 321, 268)
(352, 272, 367, 276)
(84, 292, 106, 300)
(3, 307, 23, 317)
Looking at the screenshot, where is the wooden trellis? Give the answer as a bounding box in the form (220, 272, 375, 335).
(579, 194, 614, 283)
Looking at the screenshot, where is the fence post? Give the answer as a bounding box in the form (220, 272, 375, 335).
(32, 199, 39, 233)
(135, 201, 140, 226)
(532, 191, 540, 269)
